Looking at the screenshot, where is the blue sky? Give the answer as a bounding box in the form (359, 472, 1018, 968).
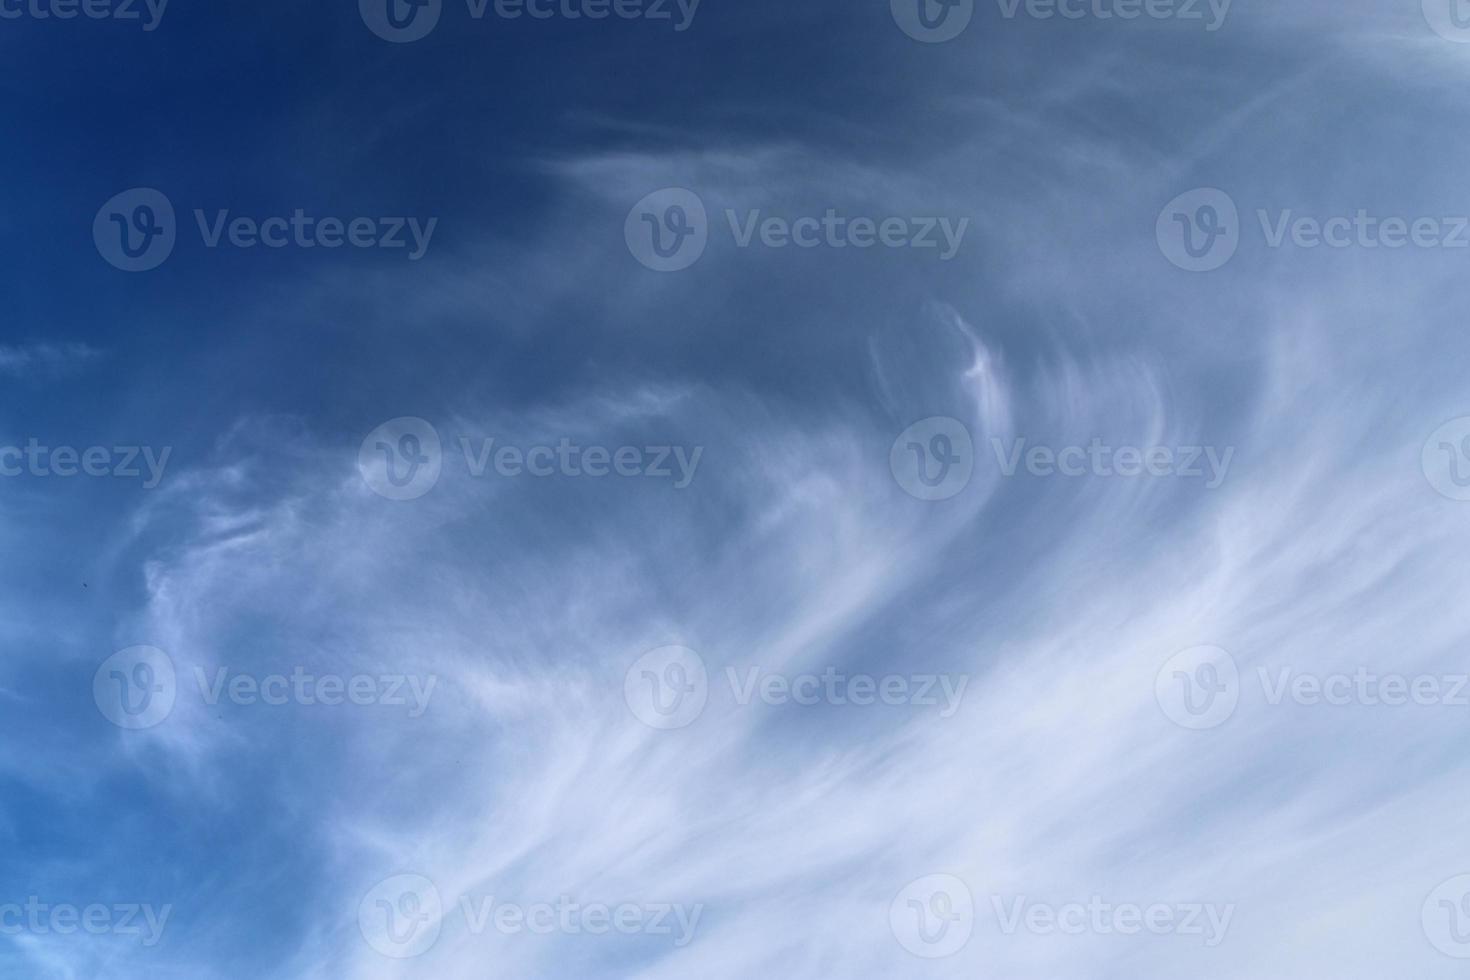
(6, 0, 1470, 977)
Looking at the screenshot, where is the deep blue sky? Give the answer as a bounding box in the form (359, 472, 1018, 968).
(7, 1, 1470, 977)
